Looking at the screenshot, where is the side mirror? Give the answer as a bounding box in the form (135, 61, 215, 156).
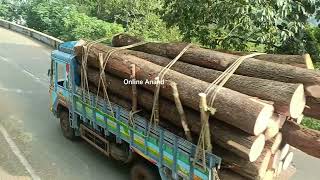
(47, 69, 51, 77)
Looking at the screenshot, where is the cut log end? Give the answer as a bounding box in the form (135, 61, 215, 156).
(259, 150, 272, 178)
(276, 161, 284, 176)
(270, 133, 282, 154)
(296, 114, 304, 124)
(290, 84, 306, 118)
(272, 150, 281, 169)
(283, 152, 294, 171)
(249, 134, 266, 162)
(280, 144, 290, 160)
(263, 170, 274, 180)
(255, 103, 274, 135)
(264, 126, 279, 140)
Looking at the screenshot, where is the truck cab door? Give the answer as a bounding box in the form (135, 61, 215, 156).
(50, 59, 71, 113)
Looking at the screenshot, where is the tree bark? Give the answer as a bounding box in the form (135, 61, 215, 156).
(85, 70, 266, 161)
(112, 34, 320, 98)
(76, 45, 274, 135)
(114, 49, 305, 118)
(281, 120, 320, 159)
(218, 169, 248, 180)
(304, 97, 320, 120)
(265, 133, 282, 154)
(103, 90, 270, 178)
(214, 49, 308, 68)
(215, 146, 272, 179)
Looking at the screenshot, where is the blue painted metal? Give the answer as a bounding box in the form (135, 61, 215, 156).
(49, 41, 222, 180)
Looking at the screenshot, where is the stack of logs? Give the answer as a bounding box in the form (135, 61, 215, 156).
(74, 34, 320, 180)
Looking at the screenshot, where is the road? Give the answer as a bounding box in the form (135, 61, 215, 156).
(0, 26, 319, 180)
(0, 27, 129, 180)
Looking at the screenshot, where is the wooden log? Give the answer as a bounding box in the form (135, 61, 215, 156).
(214, 49, 309, 68)
(275, 161, 284, 176)
(85, 71, 266, 161)
(281, 120, 320, 158)
(265, 115, 281, 140)
(218, 169, 248, 180)
(76, 45, 274, 135)
(304, 97, 320, 120)
(109, 90, 270, 179)
(269, 150, 281, 170)
(282, 151, 293, 171)
(295, 114, 304, 124)
(262, 170, 274, 180)
(117, 49, 305, 118)
(112, 34, 320, 98)
(214, 146, 272, 180)
(104, 92, 270, 179)
(304, 54, 315, 70)
(265, 133, 282, 154)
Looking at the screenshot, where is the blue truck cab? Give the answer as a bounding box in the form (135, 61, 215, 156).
(49, 41, 221, 180)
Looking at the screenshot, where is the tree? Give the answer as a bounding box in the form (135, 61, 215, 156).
(71, 0, 182, 41)
(163, 0, 317, 51)
(0, 0, 21, 21)
(22, 0, 124, 41)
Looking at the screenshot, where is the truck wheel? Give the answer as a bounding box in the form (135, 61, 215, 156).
(130, 162, 160, 180)
(60, 110, 75, 140)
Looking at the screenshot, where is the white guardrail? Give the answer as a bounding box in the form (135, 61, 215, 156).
(0, 19, 63, 48)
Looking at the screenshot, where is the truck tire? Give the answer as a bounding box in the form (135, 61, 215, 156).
(59, 110, 75, 140)
(130, 162, 160, 180)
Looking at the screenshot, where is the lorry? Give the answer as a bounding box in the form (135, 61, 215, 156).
(49, 41, 222, 180)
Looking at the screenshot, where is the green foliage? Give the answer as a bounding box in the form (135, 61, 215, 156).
(62, 11, 124, 41)
(23, 0, 124, 41)
(0, 0, 21, 21)
(127, 13, 182, 42)
(163, 0, 317, 50)
(302, 117, 320, 131)
(70, 0, 182, 42)
(275, 26, 320, 64)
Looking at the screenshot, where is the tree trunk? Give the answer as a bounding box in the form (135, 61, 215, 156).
(85, 70, 266, 161)
(112, 34, 320, 98)
(304, 97, 320, 120)
(76, 45, 274, 135)
(218, 169, 248, 180)
(281, 120, 320, 158)
(264, 115, 281, 140)
(114, 49, 305, 118)
(265, 133, 282, 154)
(215, 146, 272, 179)
(214, 49, 308, 68)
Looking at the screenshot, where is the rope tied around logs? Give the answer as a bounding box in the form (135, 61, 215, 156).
(80, 38, 148, 119)
(80, 38, 109, 104)
(193, 52, 266, 171)
(148, 43, 192, 134)
(95, 41, 148, 118)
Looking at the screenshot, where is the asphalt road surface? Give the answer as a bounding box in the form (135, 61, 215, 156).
(0, 27, 319, 180)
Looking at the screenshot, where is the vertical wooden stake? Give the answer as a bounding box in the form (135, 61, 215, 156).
(130, 64, 137, 112)
(170, 81, 192, 142)
(199, 93, 212, 152)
